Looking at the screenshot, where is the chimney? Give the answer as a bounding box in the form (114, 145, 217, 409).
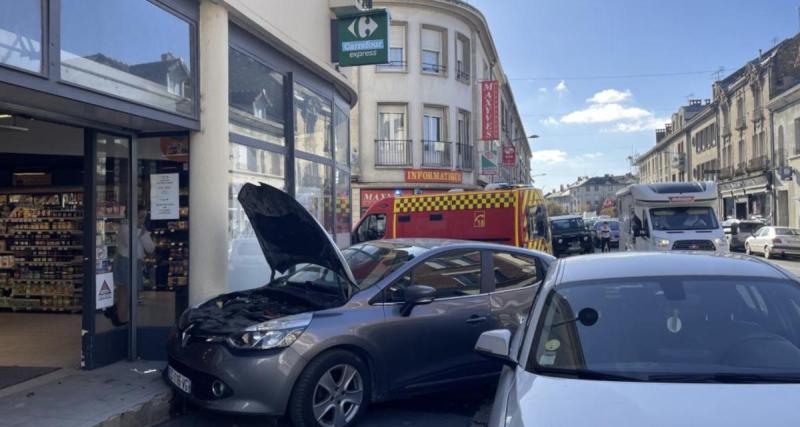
(656, 129, 667, 143)
(161, 52, 176, 61)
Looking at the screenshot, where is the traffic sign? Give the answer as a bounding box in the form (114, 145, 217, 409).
(336, 10, 390, 66)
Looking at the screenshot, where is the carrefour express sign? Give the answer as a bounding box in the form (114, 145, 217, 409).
(336, 10, 389, 66)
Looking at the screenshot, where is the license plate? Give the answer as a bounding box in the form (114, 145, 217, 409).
(569, 241, 580, 248)
(168, 365, 192, 394)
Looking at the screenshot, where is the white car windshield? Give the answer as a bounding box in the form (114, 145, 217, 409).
(530, 277, 800, 382)
(650, 207, 718, 231)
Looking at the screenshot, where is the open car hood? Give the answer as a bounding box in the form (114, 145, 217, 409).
(237, 183, 357, 289)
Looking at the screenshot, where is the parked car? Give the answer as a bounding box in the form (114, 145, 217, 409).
(722, 219, 765, 251)
(166, 182, 554, 427)
(549, 215, 594, 257)
(745, 226, 800, 259)
(593, 219, 620, 249)
(475, 252, 800, 427)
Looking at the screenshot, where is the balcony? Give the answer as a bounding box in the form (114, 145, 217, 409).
(456, 63, 470, 82)
(422, 140, 452, 167)
(421, 62, 447, 75)
(456, 142, 474, 170)
(375, 139, 412, 167)
(376, 60, 407, 72)
(735, 162, 747, 176)
(746, 155, 770, 173)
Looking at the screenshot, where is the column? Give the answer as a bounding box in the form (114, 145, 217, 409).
(189, 1, 229, 305)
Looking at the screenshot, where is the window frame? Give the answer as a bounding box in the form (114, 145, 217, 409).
(488, 251, 544, 293)
(0, 0, 47, 76)
(420, 24, 447, 77)
(376, 21, 407, 73)
(455, 32, 470, 84)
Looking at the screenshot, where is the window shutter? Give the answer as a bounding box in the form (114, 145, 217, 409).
(422, 28, 441, 52)
(390, 25, 404, 49)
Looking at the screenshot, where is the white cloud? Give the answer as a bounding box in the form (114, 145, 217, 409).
(532, 149, 567, 163)
(538, 87, 548, 93)
(540, 116, 559, 126)
(560, 103, 651, 124)
(586, 89, 632, 104)
(554, 80, 567, 93)
(600, 116, 669, 133)
(583, 152, 604, 159)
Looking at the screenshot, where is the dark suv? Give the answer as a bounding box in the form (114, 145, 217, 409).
(550, 215, 594, 257)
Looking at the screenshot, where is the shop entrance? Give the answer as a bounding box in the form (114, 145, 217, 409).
(0, 112, 188, 383)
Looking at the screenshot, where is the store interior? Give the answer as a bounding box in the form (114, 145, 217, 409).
(0, 113, 188, 386)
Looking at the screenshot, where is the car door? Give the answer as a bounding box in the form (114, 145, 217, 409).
(372, 249, 494, 394)
(487, 251, 545, 332)
(755, 227, 770, 252)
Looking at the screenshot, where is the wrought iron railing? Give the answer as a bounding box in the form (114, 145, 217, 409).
(375, 139, 412, 167)
(422, 140, 452, 167)
(456, 142, 474, 170)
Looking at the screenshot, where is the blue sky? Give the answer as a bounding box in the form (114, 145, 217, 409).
(468, 0, 800, 192)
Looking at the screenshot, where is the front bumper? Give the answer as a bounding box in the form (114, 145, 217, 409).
(165, 330, 306, 415)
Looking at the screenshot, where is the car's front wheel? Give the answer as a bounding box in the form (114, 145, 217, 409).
(289, 350, 370, 427)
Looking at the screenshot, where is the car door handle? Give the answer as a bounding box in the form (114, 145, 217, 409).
(466, 315, 487, 324)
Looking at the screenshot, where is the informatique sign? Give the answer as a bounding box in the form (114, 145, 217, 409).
(336, 9, 390, 66)
(404, 169, 463, 184)
(502, 144, 516, 166)
(481, 80, 499, 141)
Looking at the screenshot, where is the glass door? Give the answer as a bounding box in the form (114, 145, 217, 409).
(82, 132, 132, 368)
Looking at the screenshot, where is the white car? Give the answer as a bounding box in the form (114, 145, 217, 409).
(745, 226, 800, 259)
(475, 252, 800, 427)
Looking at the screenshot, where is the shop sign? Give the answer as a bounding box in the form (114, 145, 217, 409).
(481, 80, 499, 140)
(160, 137, 189, 162)
(404, 169, 463, 184)
(501, 144, 516, 166)
(481, 150, 498, 176)
(719, 175, 769, 194)
(336, 9, 390, 66)
(150, 173, 180, 220)
(95, 272, 114, 310)
(361, 189, 405, 208)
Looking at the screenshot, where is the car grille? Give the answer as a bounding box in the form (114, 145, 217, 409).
(672, 240, 715, 251)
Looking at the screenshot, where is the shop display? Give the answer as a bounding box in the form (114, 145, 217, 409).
(0, 189, 84, 312)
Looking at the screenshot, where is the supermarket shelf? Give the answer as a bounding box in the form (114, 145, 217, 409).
(0, 305, 82, 313)
(10, 279, 82, 284)
(9, 245, 83, 250)
(2, 229, 83, 235)
(0, 217, 83, 222)
(15, 261, 79, 267)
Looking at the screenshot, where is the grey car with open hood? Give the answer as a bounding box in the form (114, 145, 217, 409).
(166, 183, 554, 427)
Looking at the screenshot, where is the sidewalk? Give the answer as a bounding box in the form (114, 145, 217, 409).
(0, 361, 173, 427)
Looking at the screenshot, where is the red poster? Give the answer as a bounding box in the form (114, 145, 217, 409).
(501, 144, 516, 166)
(481, 80, 499, 141)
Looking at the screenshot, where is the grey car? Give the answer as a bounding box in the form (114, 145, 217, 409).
(476, 252, 800, 426)
(165, 183, 554, 427)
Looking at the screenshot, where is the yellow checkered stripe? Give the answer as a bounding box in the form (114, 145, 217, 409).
(525, 238, 552, 253)
(394, 191, 516, 213)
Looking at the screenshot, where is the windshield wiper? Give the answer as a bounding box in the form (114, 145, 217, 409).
(647, 373, 800, 383)
(536, 367, 644, 382)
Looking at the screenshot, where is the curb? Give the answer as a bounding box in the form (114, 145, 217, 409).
(95, 390, 174, 427)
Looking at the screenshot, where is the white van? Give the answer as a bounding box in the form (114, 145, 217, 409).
(617, 182, 729, 253)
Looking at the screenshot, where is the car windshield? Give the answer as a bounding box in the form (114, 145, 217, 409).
(530, 277, 800, 382)
(775, 228, 800, 236)
(596, 222, 619, 231)
(342, 241, 429, 289)
(552, 218, 585, 231)
(650, 207, 718, 231)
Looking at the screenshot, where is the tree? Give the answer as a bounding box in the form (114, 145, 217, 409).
(546, 201, 566, 216)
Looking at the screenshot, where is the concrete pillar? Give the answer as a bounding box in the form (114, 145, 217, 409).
(189, 1, 229, 305)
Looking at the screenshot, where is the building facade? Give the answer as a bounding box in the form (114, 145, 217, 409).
(350, 0, 531, 220)
(0, 0, 364, 369)
(546, 174, 637, 215)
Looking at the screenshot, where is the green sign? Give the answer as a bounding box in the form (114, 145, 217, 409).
(336, 10, 389, 66)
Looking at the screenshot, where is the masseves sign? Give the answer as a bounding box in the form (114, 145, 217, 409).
(335, 9, 390, 66)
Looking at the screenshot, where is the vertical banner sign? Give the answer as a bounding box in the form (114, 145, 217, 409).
(150, 173, 180, 220)
(502, 144, 517, 166)
(95, 272, 114, 310)
(337, 10, 390, 66)
(481, 80, 499, 141)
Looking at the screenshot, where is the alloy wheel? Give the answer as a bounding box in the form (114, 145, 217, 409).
(312, 364, 364, 427)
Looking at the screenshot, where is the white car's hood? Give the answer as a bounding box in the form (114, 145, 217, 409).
(507, 370, 800, 427)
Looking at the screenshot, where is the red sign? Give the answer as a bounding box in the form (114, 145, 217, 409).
(160, 136, 189, 162)
(481, 80, 499, 141)
(404, 169, 463, 184)
(501, 144, 516, 166)
(360, 189, 405, 209)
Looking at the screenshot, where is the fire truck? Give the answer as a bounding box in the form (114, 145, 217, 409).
(352, 187, 552, 253)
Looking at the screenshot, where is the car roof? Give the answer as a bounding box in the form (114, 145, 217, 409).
(551, 215, 583, 220)
(558, 252, 788, 283)
(353, 238, 554, 259)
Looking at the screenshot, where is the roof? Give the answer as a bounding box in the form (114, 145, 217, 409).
(558, 252, 787, 283)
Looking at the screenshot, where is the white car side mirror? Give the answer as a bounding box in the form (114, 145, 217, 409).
(475, 329, 515, 365)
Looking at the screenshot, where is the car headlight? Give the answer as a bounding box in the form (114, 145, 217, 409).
(557, 238, 563, 244)
(656, 238, 671, 249)
(227, 312, 312, 350)
(583, 236, 589, 241)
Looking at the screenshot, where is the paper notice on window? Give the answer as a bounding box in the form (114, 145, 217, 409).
(96, 272, 115, 310)
(150, 173, 180, 220)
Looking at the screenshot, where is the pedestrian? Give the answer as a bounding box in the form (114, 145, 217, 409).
(599, 221, 611, 253)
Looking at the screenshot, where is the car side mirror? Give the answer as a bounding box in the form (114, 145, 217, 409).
(475, 329, 516, 366)
(400, 285, 436, 316)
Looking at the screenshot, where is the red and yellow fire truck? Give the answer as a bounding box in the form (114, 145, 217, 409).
(352, 187, 552, 253)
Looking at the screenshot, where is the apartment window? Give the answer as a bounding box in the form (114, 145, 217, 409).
(457, 110, 473, 169)
(376, 104, 409, 167)
(752, 86, 762, 119)
(423, 106, 450, 167)
(736, 97, 745, 128)
(455, 33, 470, 82)
(421, 26, 446, 75)
(482, 60, 490, 79)
(777, 126, 786, 167)
(378, 23, 406, 71)
(722, 104, 730, 134)
(738, 139, 745, 166)
(795, 118, 800, 155)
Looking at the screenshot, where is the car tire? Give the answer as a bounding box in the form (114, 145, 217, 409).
(745, 244, 751, 255)
(764, 246, 771, 259)
(289, 350, 370, 427)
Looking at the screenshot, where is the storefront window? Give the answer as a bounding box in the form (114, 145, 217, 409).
(60, 0, 195, 116)
(296, 159, 333, 233)
(0, 0, 42, 73)
(334, 105, 349, 166)
(228, 48, 285, 145)
(335, 169, 351, 248)
(227, 143, 284, 292)
(294, 84, 332, 158)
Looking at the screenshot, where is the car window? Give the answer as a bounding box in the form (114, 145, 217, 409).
(383, 250, 483, 302)
(775, 228, 800, 236)
(356, 213, 386, 242)
(492, 252, 541, 291)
